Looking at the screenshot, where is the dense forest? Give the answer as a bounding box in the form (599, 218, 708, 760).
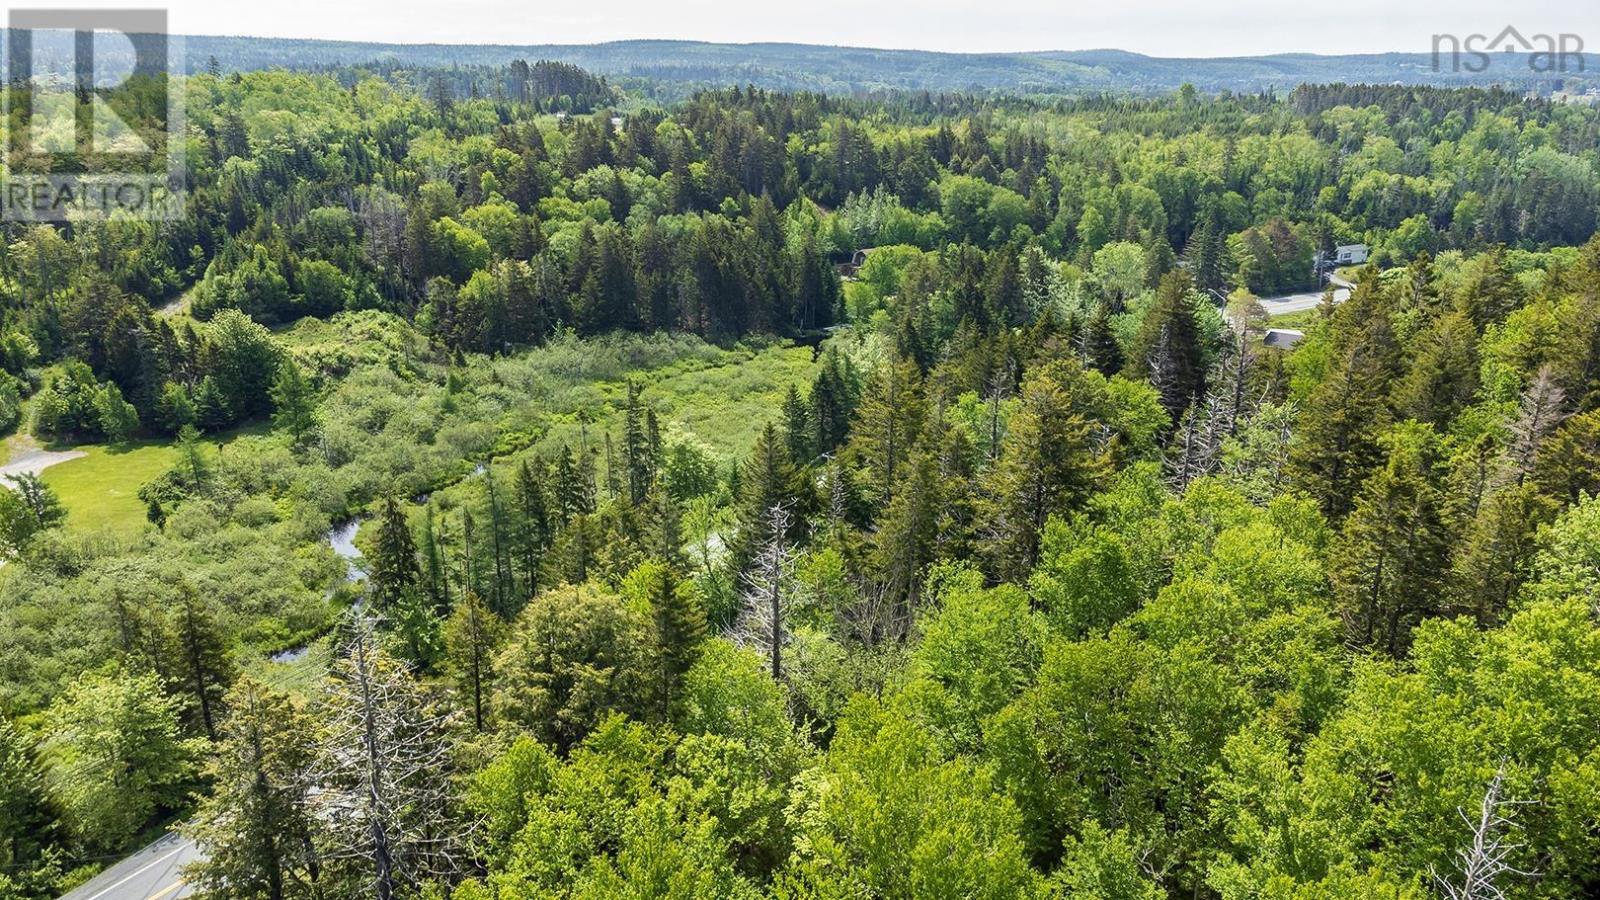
(3, 64, 1600, 900)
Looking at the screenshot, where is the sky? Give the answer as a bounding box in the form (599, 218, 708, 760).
(46, 0, 1600, 57)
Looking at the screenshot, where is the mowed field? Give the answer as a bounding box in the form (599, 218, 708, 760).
(38, 442, 179, 538)
(27, 425, 266, 539)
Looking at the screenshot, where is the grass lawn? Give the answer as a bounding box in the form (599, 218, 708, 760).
(1266, 308, 1323, 330)
(35, 424, 269, 538)
(38, 441, 179, 537)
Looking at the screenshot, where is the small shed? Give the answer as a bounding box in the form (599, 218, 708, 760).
(1264, 329, 1306, 350)
(839, 247, 880, 279)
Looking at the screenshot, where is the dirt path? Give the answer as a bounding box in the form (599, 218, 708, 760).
(0, 442, 86, 485)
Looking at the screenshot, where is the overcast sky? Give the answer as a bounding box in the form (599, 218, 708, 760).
(84, 0, 1600, 57)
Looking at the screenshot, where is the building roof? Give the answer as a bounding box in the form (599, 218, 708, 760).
(1264, 328, 1306, 349)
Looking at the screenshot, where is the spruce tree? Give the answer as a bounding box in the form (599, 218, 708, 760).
(1126, 271, 1205, 422)
(194, 375, 233, 432)
(733, 422, 809, 573)
(625, 559, 706, 719)
(1330, 422, 1453, 656)
(872, 449, 941, 617)
(370, 496, 421, 611)
(1081, 299, 1124, 375)
(513, 459, 550, 596)
(171, 584, 236, 741)
(442, 592, 505, 732)
(184, 680, 321, 900)
(782, 383, 813, 465)
(981, 360, 1105, 581)
(1449, 482, 1556, 626)
(809, 347, 858, 455)
(419, 502, 449, 613)
(1290, 282, 1402, 519)
(847, 358, 927, 507)
(1392, 312, 1479, 427)
(622, 381, 653, 506)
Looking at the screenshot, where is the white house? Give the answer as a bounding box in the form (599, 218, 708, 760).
(1334, 244, 1369, 265)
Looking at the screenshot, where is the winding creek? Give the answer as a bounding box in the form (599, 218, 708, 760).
(266, 516, 365, 663)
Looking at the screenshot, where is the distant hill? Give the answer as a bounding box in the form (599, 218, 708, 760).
(20, 32, 1600, 96)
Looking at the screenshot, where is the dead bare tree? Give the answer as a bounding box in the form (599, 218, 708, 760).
(1221, 289, 1268, 436)
(731, 504, 796, 681)
(1164, 393, 1226, 492)
(838, 577, 915, 648)
(1433, 763, 1533, 900)
(313, 617, 469, 900)
(1502, 365, 1567, 487)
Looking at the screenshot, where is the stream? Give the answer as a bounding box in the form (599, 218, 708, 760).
(327, 516, 365, 582)
(267, 516, 365, 663)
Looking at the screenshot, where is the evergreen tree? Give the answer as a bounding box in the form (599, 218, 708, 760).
(419, 501, 450, 613)
(733, 422, 809, 573)
(847, 359, 927, 507)
(1126, 271, 1204, 422)
(1187, 210, 1226, 294)
(177, 424, 211, 487)
(482, 470, 514, 614)
(625, 559, 707, 719)
(442, 592, 505, 732)
(1534, 408, 1600, 502)
(1330, 422, 1453, 655)
(194, 375, 233, 432)
(872, 448, 942, 617)
(184, 680, 321, 900)
(809, 347, 858, 455)
(370, 496, 421, 611)
(552, 445, 584, 527)
(622, 381, 653, 506)
(1081, 299, 1124, 375)
(981, 360, 1105, 580)
(1291, 284, 1402, 519)
(1142, 228, 1177, 289)
(1449, 482, 1556, 626)
(781, 383, 813, 465)
(512, 459, 550, 596)
(269, 361, 317, 446)
(171, 584, 236, 741)
(1392, 312, 1479, 427)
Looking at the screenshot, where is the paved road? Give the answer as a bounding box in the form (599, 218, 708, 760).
(1260, 277, 1353, 317)
(59, 831, 198, 900)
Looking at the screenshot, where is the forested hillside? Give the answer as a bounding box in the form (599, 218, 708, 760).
(3, 68, 1600, 900)
(160, 36, 1600, 97)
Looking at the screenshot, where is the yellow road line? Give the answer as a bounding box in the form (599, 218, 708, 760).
(77, 847, 187, 900)
(147, 880, 185, 900)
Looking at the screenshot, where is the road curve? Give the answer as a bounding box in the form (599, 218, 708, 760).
(58, 831, 199, 900)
